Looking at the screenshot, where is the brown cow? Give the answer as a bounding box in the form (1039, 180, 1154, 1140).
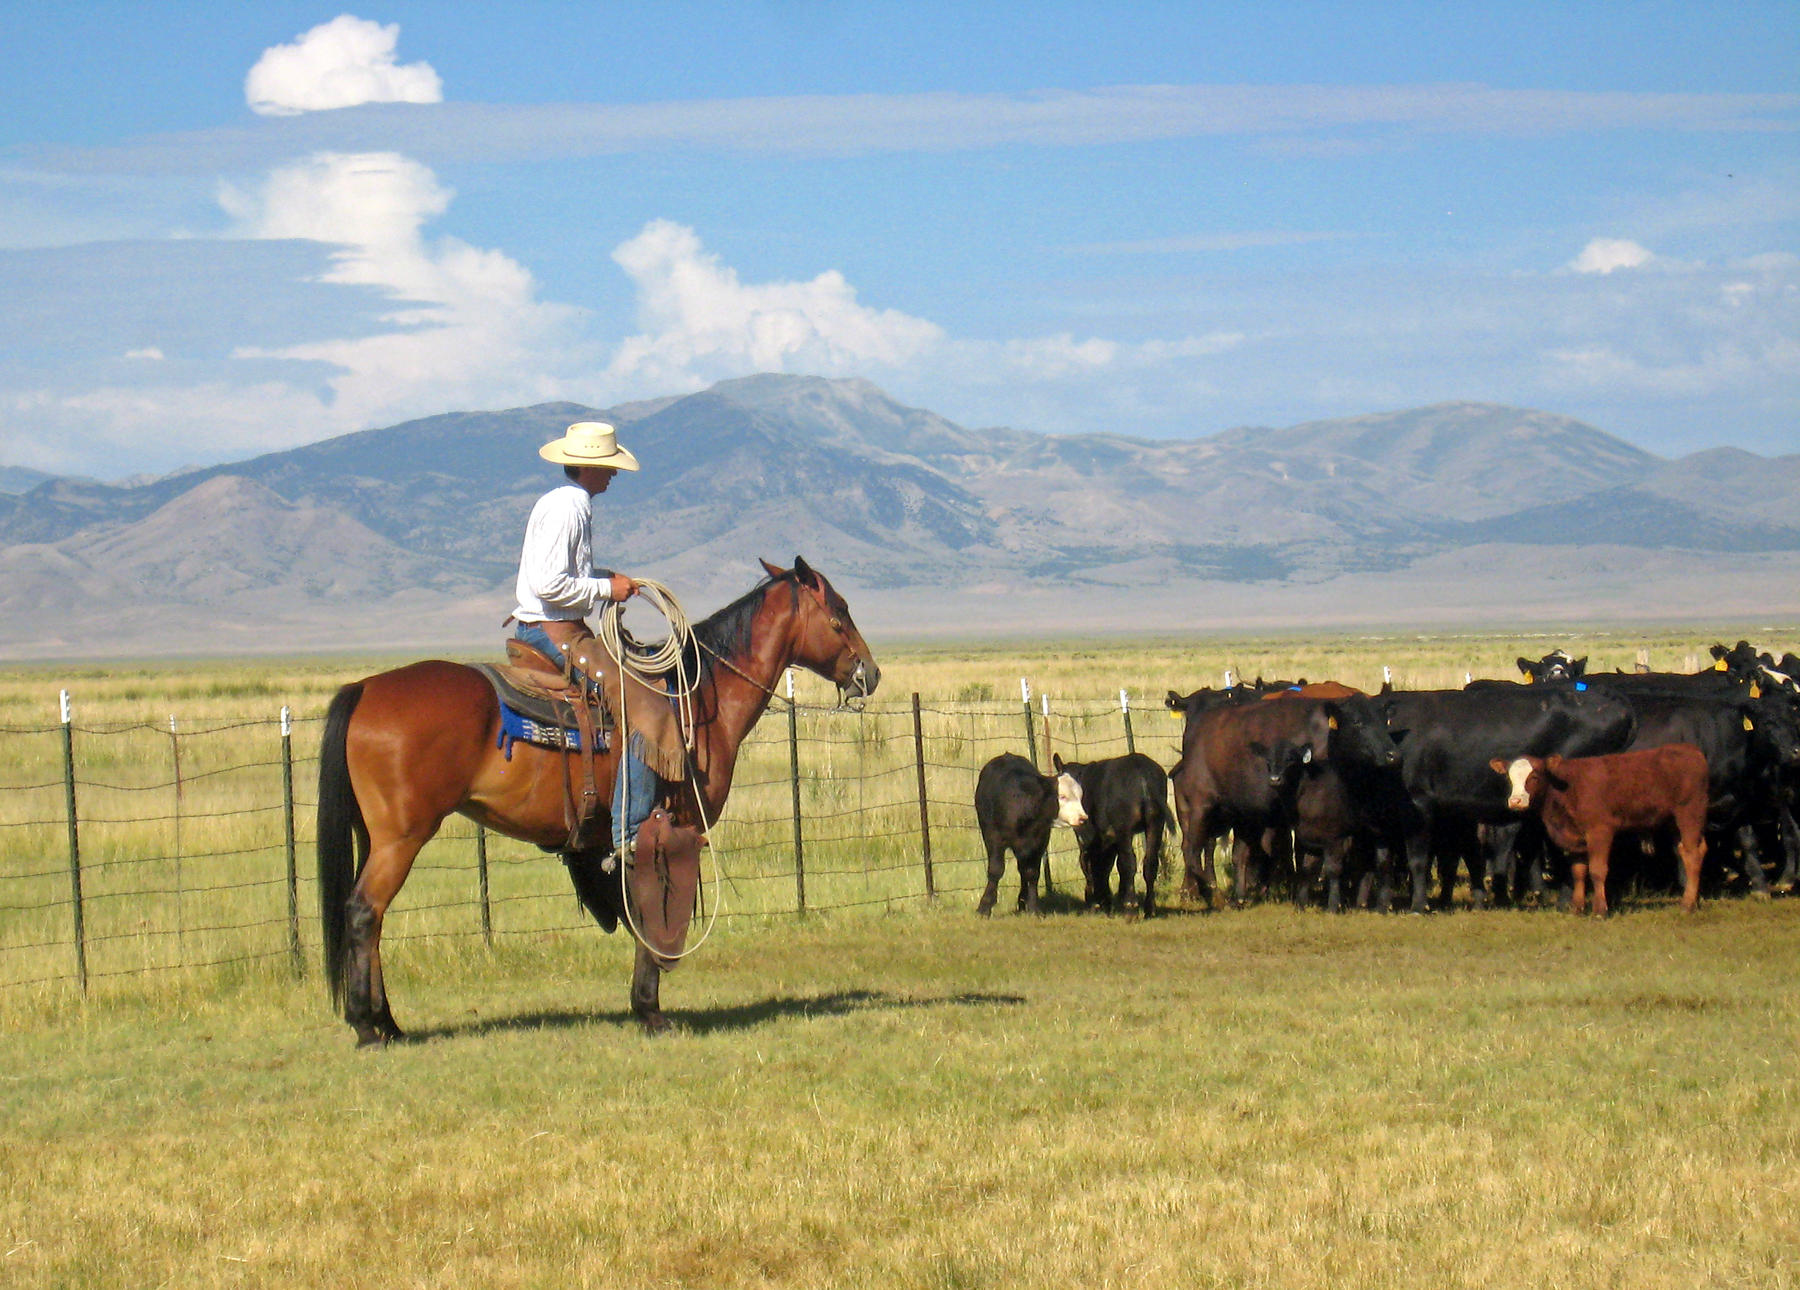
(1260, 681, 1364, 701)
(1491, 743, 1710, 916)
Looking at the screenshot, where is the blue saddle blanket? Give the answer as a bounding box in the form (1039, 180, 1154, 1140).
(497, 702, 608, 758)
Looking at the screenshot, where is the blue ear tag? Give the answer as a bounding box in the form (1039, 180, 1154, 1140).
(1574, 681, 1587, 691)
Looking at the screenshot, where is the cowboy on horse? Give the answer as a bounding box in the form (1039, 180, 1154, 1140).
(507, 420, 690, 857)
(315, 412, 883, 1043)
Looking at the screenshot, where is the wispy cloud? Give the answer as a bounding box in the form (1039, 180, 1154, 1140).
(28, 83, 1799, 175)
(1072, 231, 1357, 256)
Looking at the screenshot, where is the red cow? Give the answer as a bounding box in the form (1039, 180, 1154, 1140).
(1491, 743, 1710, 916)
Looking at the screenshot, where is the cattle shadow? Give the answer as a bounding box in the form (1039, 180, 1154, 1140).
(402, 988, 1026, 1044)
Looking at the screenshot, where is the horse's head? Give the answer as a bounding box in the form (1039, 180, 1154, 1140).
(760, 556, 881, 708)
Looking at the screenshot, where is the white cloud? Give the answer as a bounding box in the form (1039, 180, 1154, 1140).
(605, 220, 945, 388)
(245, 15, 442, 117)
(124, 347, 164, 360)
(220, 151, 586, 430)
(1570, 237, 1655, 275)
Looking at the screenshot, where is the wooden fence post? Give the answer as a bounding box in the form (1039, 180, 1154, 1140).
(1020, 677, 1038, 768)
(60, 690, 87, 993)
(281, 707, 302, 976)
(912, 692, 934, 900)
(787, 669, 805, 915)
(475, 825, 492, 945)
(169, 714, 186, 962)
(1120, 689, 1136, 754)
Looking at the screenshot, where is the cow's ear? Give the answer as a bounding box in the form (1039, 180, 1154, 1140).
(1052, 753, 1065, 772)
(1247, 739, 1268, 759)
(1517, 657, 1534, 678)
(1572, 656, 1588, 675)
(1489, 758, 1508, 775)
(1165, 690, 1182, 710)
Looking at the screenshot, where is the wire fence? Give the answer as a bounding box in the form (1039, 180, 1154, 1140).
(0, 682, 1156, 995)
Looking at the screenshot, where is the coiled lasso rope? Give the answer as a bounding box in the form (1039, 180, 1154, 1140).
(595, 578, 725, 961)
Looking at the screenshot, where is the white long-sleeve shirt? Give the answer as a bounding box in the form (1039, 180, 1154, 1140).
(512, 484, 616, 622)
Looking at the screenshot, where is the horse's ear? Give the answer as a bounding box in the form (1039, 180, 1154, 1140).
(792, 554, 816, 586)
(759, 558, 787, 580)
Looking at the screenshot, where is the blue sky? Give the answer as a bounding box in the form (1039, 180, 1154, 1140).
(2, 1, 1796, 476)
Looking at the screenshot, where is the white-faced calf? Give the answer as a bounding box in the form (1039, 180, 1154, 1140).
(1491, 743, 1709, 916)
(974, 753, 1086, 916)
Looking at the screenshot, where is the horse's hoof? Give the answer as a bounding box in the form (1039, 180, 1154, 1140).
(638, 1011, 671, 1036)
(354, 1029, 389, 1049)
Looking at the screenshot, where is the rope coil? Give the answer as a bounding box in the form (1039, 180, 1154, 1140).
(596, 580, 723, 961)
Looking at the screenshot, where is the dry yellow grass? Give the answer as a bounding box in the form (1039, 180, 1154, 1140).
(2, 906, 1796, 1288)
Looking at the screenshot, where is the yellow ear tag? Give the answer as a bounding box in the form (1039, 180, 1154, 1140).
(1519, 668, 1530, 679)
(1750, 683, 1761, 698)
(1715, 659, 1729, 671)
(1169, 710, 1183, 721)
(1327, 715, 1339, 730)
(1744, 716, 1755, 731)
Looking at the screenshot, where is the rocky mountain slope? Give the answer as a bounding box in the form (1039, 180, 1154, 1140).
(1, 373, 1795, 653)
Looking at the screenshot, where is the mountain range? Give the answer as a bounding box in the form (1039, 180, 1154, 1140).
(1, 373, 1796, 656)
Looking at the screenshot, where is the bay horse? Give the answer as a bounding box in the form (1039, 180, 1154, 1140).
(316, 556, 879, 1046)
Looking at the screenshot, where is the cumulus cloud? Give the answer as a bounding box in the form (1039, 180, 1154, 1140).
(245, 15, 442, 116)
(1569, 237, 1655, 275)
(220, 151, 586, 429)
(605, 220, 946, 388)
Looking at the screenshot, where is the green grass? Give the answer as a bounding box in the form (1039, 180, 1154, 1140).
(3, 632, 1798, 1286)
(3, 903, 1797, 1288)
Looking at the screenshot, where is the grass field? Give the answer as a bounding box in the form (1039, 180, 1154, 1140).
(2, 904, 1797, 1288)
(2, 630, 1797, 1287)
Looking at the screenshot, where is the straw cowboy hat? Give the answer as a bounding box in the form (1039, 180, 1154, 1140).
(538, 421, 640, 470)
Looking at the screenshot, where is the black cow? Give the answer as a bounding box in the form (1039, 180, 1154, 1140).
(1051, 752, 1171, 916)
(1518, 649, 1588, 683)
(1172, 692, 1399, 908)
(974, 753, 1088, 916)
(1377, 683, 1638, 912)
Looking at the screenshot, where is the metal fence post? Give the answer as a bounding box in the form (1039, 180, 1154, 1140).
(787, 669, 805, 915)
(475, 825, 492, 945)
(281, 707, 302, 976)
(1020, 677, 1038, 768)
(1121, 689, 1136, 754)
(912, 692, 934, 900)
(59, 691, 87, 993)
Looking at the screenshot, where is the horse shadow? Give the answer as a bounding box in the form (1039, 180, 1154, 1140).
(404, 988, 1026, 1044)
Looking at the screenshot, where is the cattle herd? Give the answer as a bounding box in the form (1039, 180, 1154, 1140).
(974, 640, 1800, 917)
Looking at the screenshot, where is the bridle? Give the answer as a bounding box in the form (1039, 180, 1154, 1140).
(690, 574, 874, 711)
(797, 577, 874, 711)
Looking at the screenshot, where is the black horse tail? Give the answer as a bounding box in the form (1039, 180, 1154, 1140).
(317, 682, 367, 1009)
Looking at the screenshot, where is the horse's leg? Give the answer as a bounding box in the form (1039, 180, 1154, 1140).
(345, 833, 430, 1045)
(630, 942, 671, 1034)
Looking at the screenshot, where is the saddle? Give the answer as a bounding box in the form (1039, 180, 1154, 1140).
(476, 639, 617, 740)
(474, 640, 617, 852)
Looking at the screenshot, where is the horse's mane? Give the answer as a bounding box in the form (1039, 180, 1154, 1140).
(677, 572, 795, 684)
